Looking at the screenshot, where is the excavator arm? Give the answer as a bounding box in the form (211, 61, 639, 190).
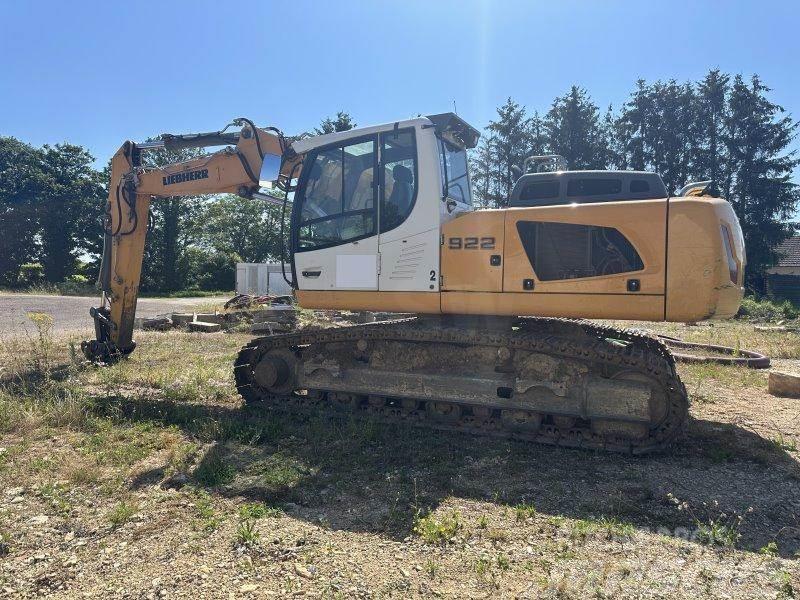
(82, 118, 300, 363)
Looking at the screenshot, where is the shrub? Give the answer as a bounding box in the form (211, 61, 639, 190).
(737, 296, 798, 322)
(18, 263, 44, 286)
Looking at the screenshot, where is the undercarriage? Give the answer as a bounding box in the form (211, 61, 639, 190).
(234, 316, 688, 454)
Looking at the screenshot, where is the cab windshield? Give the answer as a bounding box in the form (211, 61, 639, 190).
(439, 139, 472, 207)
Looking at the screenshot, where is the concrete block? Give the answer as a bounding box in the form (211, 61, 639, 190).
(252, 307, 296, 323)
(253, 309, 297, 324)
(195, 313, 224, 325)
(171, 313, 195, 326)
(143, 316, 173, 331)
(251, 321, 292, 335)
(768, 371, 800, 398)
(189, 321, 221, 333)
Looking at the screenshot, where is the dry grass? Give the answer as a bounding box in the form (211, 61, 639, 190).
(0, 321, 799, 597)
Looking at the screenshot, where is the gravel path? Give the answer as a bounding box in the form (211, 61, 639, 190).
(0, 293, 227, 337)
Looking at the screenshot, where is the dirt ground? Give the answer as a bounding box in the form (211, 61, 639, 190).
(1, 317, 799, 598)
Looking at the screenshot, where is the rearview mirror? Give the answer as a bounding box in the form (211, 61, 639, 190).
(258, 154, 282, 190)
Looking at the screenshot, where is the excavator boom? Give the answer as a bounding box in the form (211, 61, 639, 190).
(82, 118, 297, 363)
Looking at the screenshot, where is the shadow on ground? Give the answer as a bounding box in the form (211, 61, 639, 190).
(89, 392, 800, 558)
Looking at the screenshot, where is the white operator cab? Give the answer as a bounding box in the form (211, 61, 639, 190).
(288, 113, 480, 294)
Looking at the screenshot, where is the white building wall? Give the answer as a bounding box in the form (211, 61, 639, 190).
(236, 263, 292, 296)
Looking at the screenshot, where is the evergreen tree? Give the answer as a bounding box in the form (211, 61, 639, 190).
(315, 111, 356, 135)
(485, 98, 534, 204)
(644, 80, 698, 193)
(723, 75, 800, 289)
(529, 111, 548, 156)
(469, 137, 496, 208)
(694, 70, 730, 187)
(603, 105, 625, 169)
(544, 86, 608, 169)
(615, 79, 653, 171)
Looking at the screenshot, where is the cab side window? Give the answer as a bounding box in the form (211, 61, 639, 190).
(380, 130, 417, 232)
(439, 139, 472, 206)
(297, 138, 376, 251)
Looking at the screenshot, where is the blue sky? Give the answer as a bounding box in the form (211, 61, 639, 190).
(1, 0, 799, 174)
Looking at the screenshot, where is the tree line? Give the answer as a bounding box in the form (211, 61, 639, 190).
(0, 70, 797, 293)
(472, 71, 799, 288)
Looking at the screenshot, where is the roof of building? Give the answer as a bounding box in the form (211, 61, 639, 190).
(775, 236, 800, 267)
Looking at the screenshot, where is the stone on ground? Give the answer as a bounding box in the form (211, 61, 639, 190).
(171, 313, 194, 326)
(142, 316, 172, 331)
(768, 370, 800, 398)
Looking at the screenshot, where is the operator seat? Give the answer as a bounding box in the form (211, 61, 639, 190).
(388, 164, 414, 217)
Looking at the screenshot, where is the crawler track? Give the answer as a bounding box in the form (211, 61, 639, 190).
(234, 317, 688, 454)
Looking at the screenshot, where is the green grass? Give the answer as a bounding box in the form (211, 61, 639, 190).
(777, 571, 795, 599)
(496, 554, 511, 571)
(424, 559, 440, 579)
(239, 502, 283, 520)
(682, 362, 767, 391)
(514, 502, 537, 522)
(475, 557, 491, 579)
(193, 447, 235, 487)
(235, 519, 261, 547)
(193, 490, 223, 531)
(770, 434, 798, 452)
(570, 516, 635, 540)
(759, 541, 779, 556)
(40, 482, 73, 516)
(108, 501, 137, 527)
(695, 519, 741, 547)
(413, 510, 462, 544)
(256, 453, 310, 489)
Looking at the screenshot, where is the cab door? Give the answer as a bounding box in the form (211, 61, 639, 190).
(292, 136, 380, 291)
(376, 127, 443, 292)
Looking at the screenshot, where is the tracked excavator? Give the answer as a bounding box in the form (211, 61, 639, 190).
(82, 114, 745, 453)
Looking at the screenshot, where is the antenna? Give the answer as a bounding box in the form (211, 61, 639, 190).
(453, 100, 458, 115)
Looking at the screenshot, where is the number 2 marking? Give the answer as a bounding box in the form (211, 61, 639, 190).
(430, 270, 436, 282)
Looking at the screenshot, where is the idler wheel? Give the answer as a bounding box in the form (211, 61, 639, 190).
(253, 349, 296, 394)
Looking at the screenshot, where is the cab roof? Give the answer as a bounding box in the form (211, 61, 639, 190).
(291, 112, 479, 155)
